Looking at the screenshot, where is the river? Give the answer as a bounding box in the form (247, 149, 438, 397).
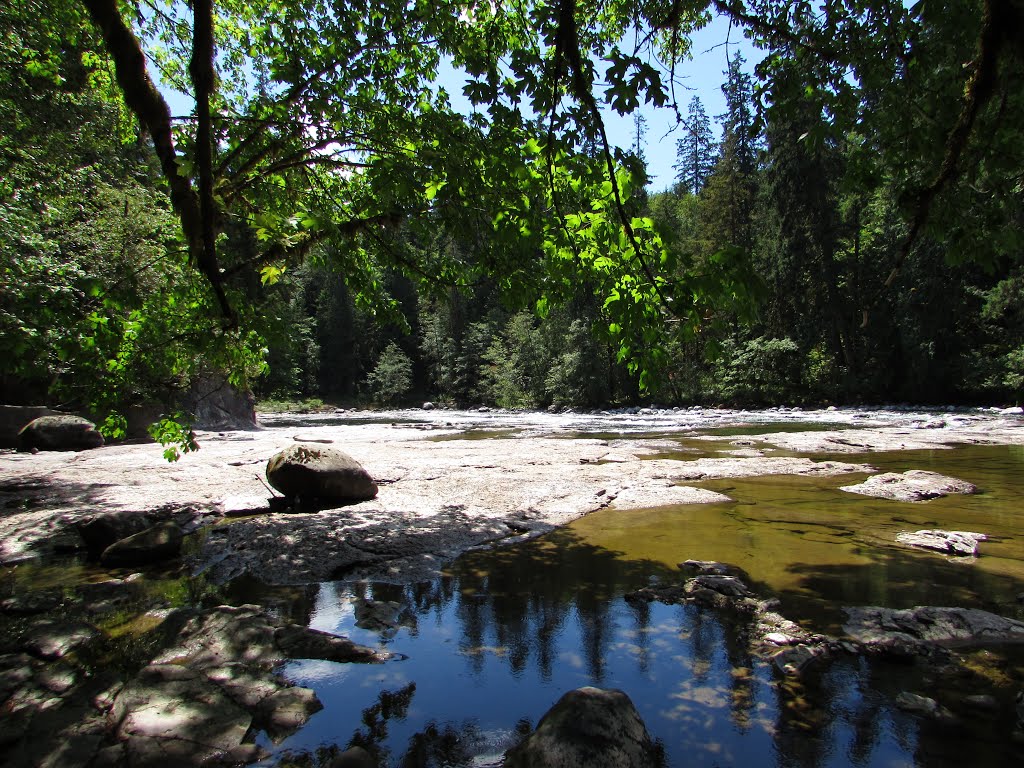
(3, 406, 1024, 767)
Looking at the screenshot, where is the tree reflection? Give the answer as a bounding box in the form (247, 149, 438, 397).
(294, 526, 1024, 768)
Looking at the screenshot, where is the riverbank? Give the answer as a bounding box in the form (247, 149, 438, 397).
(3, 406, 1022, 582)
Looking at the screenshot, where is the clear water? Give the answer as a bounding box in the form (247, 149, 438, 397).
(242, 444, 1024, 767)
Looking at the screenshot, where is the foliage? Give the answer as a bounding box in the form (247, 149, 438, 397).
(712, 337, 802, 405)
(257, 397, 327, 413)
(147, 412, 199, 462)
(366, 343, 414, 406)
(7, 0, 1024, 431)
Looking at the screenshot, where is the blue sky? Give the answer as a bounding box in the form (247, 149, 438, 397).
(603, 15, 763, 190)
(432, 14, 763, 191)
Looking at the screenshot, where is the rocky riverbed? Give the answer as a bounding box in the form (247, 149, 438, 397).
(2, 405, 1024, 766)
(4, 405, 1023, 581)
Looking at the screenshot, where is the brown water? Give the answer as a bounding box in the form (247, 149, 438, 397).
(570, 444, 1024, 631)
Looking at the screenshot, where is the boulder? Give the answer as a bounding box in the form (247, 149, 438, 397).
(266, 445, 378, 503)
(840, 470, 977, 502)
(504, 687, 658, 768)
(686, 574, 751, 598)
(0, 405, 59, 448)
(185, 374, 257, 430)
(17, 415, 103, 452)
(100, 521, 185, 567)
(76, 513, 156, 558)
(896, 530, 988, 557)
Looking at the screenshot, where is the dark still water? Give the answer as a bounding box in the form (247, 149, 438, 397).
(245, 443, 1024, 768)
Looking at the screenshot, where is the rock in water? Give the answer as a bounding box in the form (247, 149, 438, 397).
(504, 687, 658, 768)
(839, 470, 977, 502)
(266, 445, 378, 503)
(17, 415, 103, 452)
(100, 521, 185, 566)
(843, 605, 1024, 649)
(896, 529, 988, 557)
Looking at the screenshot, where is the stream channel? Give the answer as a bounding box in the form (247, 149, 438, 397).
(4, 407, 1024, 767)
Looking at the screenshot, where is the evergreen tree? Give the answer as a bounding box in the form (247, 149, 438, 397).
(719, 53, 759, 177)
(674, 96, 716, 194)
(631, 112, 648, 166)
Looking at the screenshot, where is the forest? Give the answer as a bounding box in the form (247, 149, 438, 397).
(3, 0, 1023, 440)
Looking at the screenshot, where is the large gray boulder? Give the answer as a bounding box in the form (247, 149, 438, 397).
(0, 405, 59, 448)
(185, 374, 258, 430)
(504, 687, 659, 768)
(76, 512, 156, 558)
(266, 444, 378, 504)
(17, 415, 103, 452)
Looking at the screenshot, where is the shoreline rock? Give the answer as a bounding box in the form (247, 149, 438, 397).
(0, 603, 392, 768)
(843, 606, 1024, 650)
(18, 415, 104, 452)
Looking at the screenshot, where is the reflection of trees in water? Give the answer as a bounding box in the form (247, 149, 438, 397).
(442, 531, 676, 684)
(720, 612, 756, 730)
(348, 682, 418, 764)
(304, 529, 1024, 768)
(277, 681, 525, 768)
(626, 597, 652, 675)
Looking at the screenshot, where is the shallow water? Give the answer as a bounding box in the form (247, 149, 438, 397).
(572, 444, 1024, 632)
(243, 442, 1024, 767)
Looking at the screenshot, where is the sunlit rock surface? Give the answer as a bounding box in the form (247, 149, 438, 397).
(841, 469, 978, 502)
(896, 529, 988, 557)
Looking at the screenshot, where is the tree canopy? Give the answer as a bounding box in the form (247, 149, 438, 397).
(4, 0, 1024, 445)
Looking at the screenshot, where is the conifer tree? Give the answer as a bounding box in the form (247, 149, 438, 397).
(674, 96, 716, 194)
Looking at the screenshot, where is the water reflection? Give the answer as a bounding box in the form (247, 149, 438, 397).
(250, 527, 1018, 767)
(252, 443, 1024, 767)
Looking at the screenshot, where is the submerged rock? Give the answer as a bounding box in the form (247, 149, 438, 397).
(266, 444, 378, 504)
(895, 692, 957, 722)
(840, 470, 977, 502)
(76, 513, 156, 559)
(17, 415, 104, 452)
(843, 606, 1024, 650)
(896, 529, 988, 557)
(504, 687, 659, 768)
(329, 746, 377, 768)
(354, 598, 411, 634)
(100, 521, 185, 566)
